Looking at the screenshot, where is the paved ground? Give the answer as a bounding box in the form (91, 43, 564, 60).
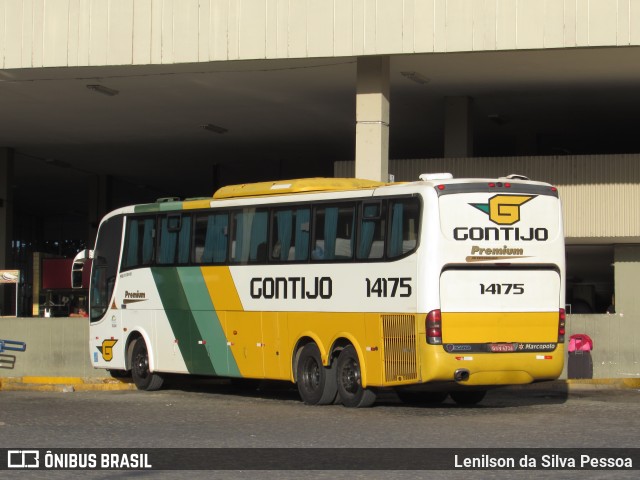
(1, 378, 639, 479)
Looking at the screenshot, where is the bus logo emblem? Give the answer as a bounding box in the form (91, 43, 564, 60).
(470, 195, 535, 225)
(97, 339, 118, 362)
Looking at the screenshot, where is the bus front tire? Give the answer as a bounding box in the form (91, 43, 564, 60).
(296, 343, 338, 405)
(131, 339, 164, 391)
(336, 346, 376, 408)
(450, 390, 486, 405)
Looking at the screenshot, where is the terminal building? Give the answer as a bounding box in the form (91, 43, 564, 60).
(1, 0, 639, 377)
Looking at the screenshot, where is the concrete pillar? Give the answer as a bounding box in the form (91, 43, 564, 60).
(88, 174, 111, 247)
(614, 245, 640, 317)
(1, 148, 15, 314)
(611, 245, 640, 376)
(355, 56, 390, 182)
(444, 96, 473, 158)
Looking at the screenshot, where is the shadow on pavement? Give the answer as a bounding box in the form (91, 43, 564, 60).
(155, 374, 570, 409)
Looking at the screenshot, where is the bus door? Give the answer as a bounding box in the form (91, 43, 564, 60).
(93, 297, 125, 370)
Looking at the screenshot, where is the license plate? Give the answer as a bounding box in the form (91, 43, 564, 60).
(489, 343, 515, 352)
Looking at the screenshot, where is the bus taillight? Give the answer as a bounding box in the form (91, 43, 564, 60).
(426, 309, 442, 345)
(558, 308, 566, 343)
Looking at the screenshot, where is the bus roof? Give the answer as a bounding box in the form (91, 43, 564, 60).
(213, 177, 387, 199)
(98, 174, 557, 221)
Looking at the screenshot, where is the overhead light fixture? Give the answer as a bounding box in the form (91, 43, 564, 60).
(400, 71, 430, 85)
(86, 84, 119, 96)
(44, 158, 70, 168)
(200, 123, 228, 134)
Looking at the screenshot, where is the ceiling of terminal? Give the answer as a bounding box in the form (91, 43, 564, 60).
(2, 46, 640, 239)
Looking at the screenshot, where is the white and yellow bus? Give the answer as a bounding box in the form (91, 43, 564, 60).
(73, 174, 566, 407)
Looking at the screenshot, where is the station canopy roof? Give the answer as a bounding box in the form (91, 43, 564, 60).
(2, 46, 640, 219)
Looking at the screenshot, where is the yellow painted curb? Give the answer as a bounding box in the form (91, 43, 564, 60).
(73, 382, 138, 391)
(622, 378, 640, 388)
(0, 376, 136, 391)
(565, 378, 640, 390)
(22, 376, 85, 385)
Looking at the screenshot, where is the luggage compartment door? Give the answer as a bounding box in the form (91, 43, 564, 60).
(440, 269, 560, 344)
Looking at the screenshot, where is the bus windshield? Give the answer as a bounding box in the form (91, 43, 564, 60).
(90, 215, 123, 322)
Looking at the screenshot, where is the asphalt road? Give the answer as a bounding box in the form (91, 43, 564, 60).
(1, 379, 638, 479)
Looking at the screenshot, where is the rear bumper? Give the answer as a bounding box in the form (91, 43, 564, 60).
(420, 345, 565, 386)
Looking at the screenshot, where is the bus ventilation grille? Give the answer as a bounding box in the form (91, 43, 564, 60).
(381, 315, 418, 384)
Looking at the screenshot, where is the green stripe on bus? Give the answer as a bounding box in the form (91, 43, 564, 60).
(134, 202, 183, 213)
(176, 267, 241, 377)
(151, 267, 217, 376)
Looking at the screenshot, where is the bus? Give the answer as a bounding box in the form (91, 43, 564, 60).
(73, 174, 565, 407)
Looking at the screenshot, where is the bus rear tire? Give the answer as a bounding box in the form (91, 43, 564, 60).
(131, 339, 164, 391)
(336, 346, 376, 408)
(450, 390, 486, 405)
(296, 343, 338, 405)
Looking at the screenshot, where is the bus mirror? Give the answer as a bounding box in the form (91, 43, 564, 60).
(71, 270, 84, 289)
(71, 249, 93, 289)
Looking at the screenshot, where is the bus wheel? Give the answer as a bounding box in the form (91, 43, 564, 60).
(131, 339, 164, 391)
(450, 390, 486, 405)
(336, 346, 376, 408)
(395, 389, 448, 405)
(296, 343, 338, 405)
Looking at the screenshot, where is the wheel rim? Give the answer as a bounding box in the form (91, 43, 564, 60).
(302, 357, 321, 393)
(133, 348, 149, 380)
(340, 358, 360, 395)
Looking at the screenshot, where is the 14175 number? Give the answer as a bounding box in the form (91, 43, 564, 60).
(480, 283, 524, 295)
(366, 277, 412, 298)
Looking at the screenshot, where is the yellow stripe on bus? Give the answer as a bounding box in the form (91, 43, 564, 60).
(200, 266, 244, 311)
(183, 199, 213, 210)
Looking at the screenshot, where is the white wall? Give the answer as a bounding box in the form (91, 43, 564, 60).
(2, 0, 640, 69)
(335, 154, 640, 242)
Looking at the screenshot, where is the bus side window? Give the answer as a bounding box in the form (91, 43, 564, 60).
(231, 208, 268, 264)
(158, 214, 191, 265)
(357, 201, 385, 260)
(123, 216, 156, 269)
(194, 213, 228, 264)
(388, 198, 420, 258)
(271, 207, 310, 261)
(312, 204, 355, 261)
